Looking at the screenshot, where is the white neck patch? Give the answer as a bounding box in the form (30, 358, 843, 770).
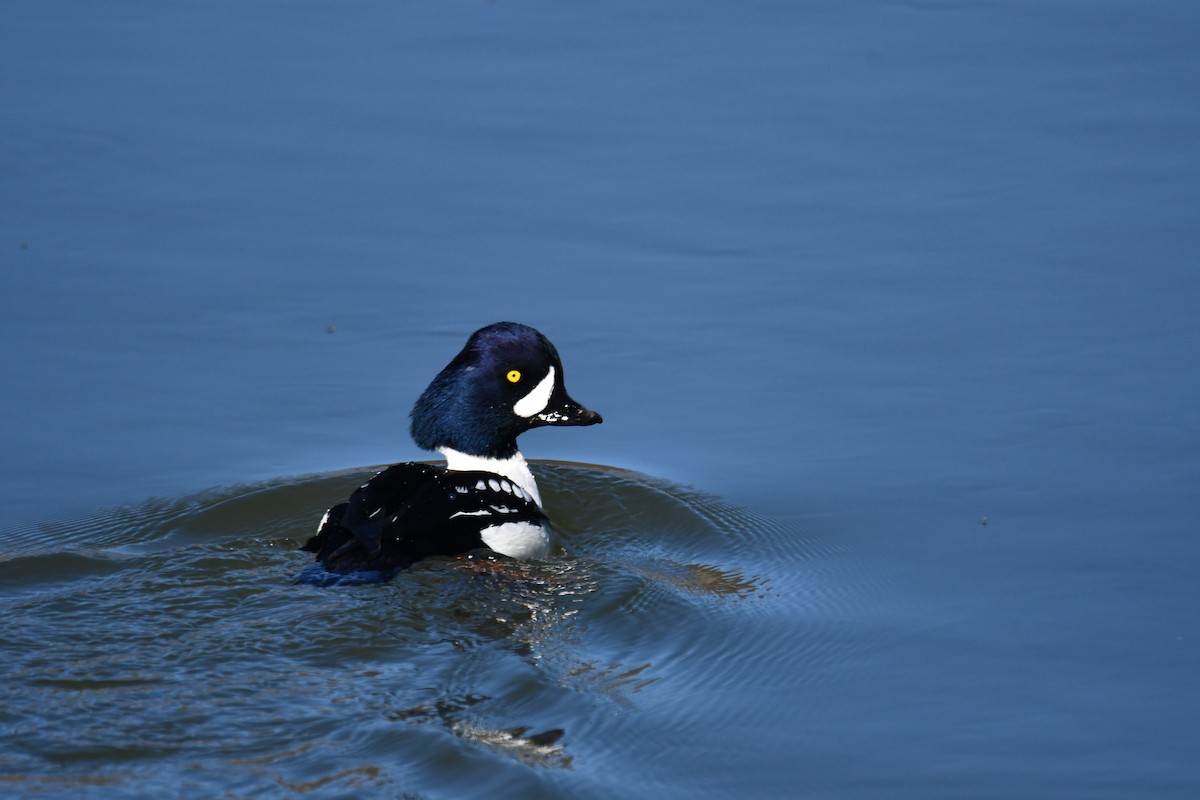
(439, 448, 543, 507)
(513, 366, 555, 419)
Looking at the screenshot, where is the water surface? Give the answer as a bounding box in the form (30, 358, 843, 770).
(2, 1, 1198, 797)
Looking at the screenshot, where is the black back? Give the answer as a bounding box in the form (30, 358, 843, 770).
(302, 463, 547, 574)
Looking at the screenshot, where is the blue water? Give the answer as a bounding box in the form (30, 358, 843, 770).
(3, 1, 1199, 797)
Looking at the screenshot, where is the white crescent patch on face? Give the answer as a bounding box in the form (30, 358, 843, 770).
(512, 366, 555, 418)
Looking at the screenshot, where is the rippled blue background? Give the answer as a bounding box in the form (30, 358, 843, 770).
(3, 1, 1198, 797)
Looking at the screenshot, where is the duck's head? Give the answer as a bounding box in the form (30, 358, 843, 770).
(410, 322, 603, 459)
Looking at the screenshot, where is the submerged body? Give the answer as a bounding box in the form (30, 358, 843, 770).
(302, 322, 601, 574)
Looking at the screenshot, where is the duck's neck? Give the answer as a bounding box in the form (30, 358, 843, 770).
(438, 447, 543, 507)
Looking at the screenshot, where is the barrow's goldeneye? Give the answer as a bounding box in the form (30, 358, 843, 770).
(302, 322, 602, 576)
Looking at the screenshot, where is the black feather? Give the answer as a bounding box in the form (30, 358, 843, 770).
(302, 463, 546, 574)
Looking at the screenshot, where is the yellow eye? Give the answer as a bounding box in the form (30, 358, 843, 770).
(506, 370, 521, 383)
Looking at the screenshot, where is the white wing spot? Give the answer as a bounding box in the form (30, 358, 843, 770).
(368, 508, 382, 518)
(487, 478, 501, 492)
(440, 448, 543, 508)
(500, 480, 513, 494)
(450, 509, 493, 519)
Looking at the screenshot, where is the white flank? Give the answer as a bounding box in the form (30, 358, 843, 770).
(439, 448, 543, 507)
(480, 521, 550, 560)
(512, 367, 555, 418)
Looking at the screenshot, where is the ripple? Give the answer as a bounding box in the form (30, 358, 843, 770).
(0, 461, 868, 798)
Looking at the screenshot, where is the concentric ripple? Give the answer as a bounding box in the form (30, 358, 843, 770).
(0, 462, 859, 798)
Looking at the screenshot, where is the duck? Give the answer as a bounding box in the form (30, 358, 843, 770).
(301, 322, 602, 577)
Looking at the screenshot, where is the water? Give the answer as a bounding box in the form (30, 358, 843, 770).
(0, 465, 780, 796)
(2, 1, 1199, 797)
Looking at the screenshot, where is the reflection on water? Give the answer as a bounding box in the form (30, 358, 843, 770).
(629, 561, 768, 600)
(0, 463, 782, 797)
(390, 692, 571, 770)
